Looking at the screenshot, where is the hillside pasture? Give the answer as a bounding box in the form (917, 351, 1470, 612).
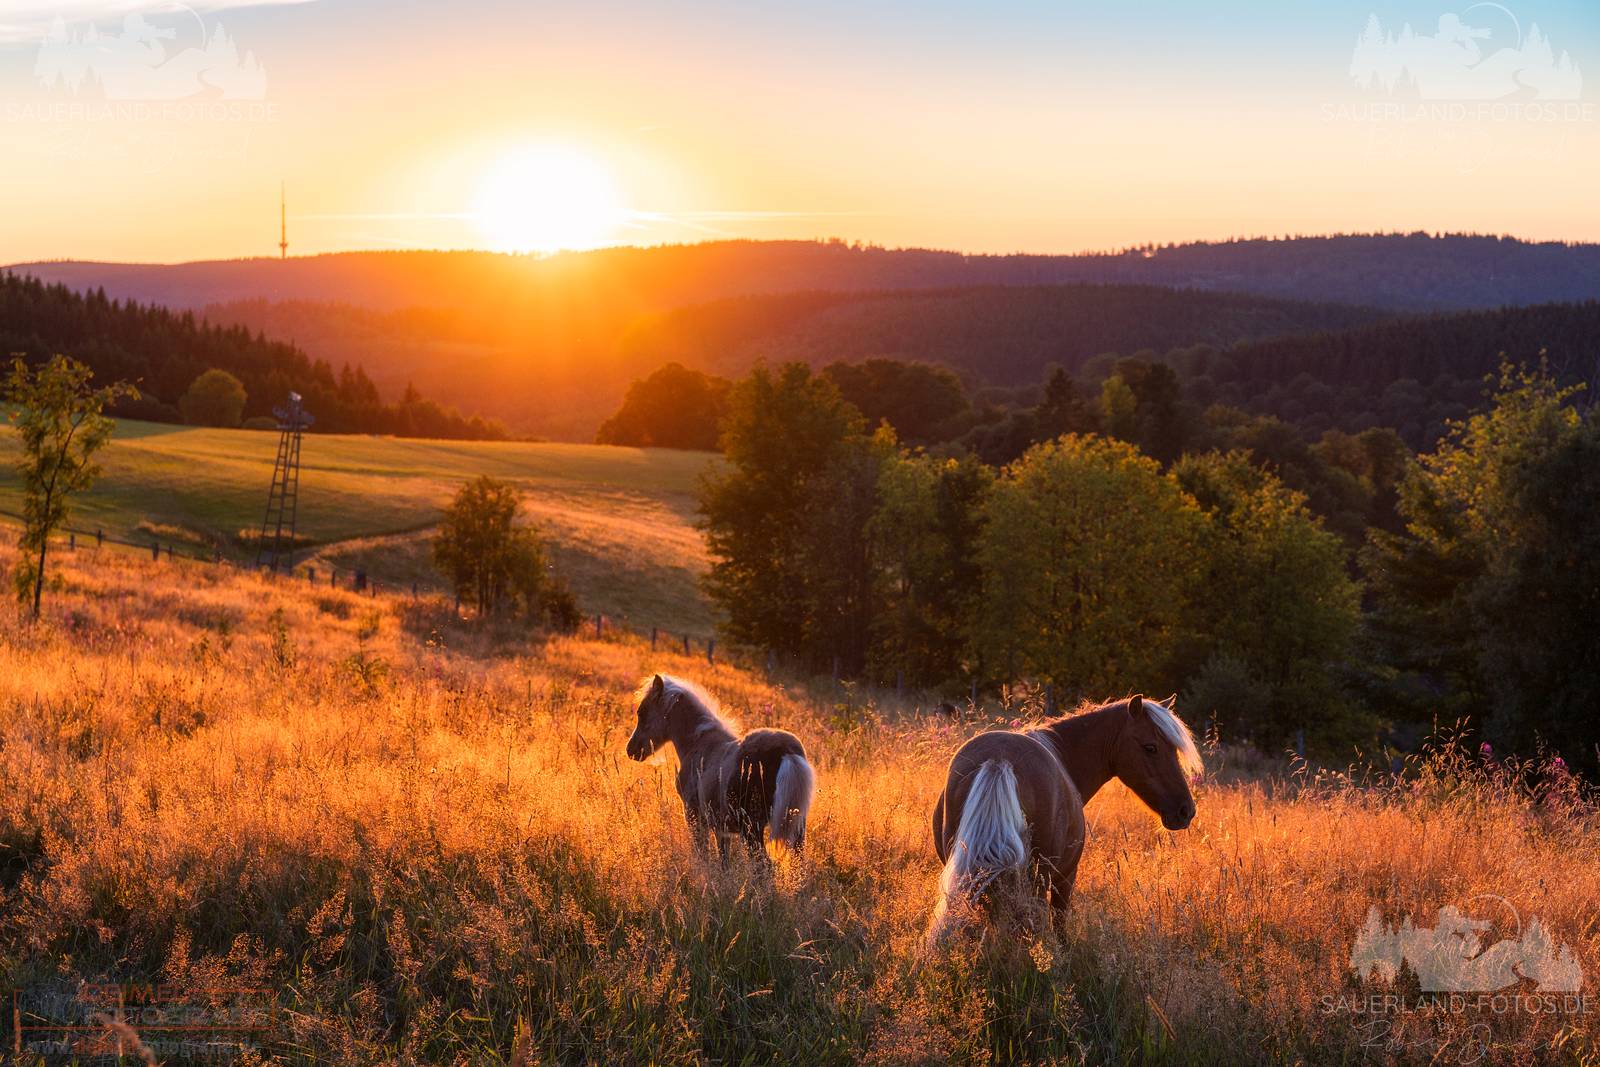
(0, 547, 1594, 1065)
(0, 419, 720, 632)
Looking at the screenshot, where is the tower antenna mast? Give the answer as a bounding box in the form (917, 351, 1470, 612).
(278, 181, 288, 260)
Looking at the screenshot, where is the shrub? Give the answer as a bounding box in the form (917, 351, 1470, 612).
(179, 368, 247, 428)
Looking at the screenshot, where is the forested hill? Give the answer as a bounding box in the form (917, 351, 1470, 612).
(618, 285, 1391, 385)
(1190, 300, 1600, 444)
(0, 272, 503, 438)
(12, 233, 1600, 316)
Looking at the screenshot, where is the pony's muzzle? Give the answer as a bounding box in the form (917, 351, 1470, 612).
(1162, 800, 1196, 830)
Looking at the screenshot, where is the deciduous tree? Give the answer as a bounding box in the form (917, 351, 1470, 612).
(974, 434, 1205, 697)
(6, 354, 134, 617)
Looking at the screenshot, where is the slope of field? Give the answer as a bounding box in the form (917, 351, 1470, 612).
(0, 420, 720, 633)
(0, 547, 1593, 1064)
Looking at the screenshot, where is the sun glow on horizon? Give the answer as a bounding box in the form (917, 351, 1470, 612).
(471, 145, 629, 254)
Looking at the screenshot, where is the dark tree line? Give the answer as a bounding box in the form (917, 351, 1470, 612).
(695, 359, 1600, 773)
(0, 273, 505, 439)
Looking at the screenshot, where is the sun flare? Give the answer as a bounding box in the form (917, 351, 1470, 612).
(472, 145, 627, 253)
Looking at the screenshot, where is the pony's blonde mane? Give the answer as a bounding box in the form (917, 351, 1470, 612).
(1143, 695, 1204, 777)
(1070, 694, 1204, 777)
(636, 674, 740, 737)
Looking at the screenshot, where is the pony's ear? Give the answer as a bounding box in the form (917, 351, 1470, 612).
(649, 674, 665, 698)
(1128, 694, 1146, 719)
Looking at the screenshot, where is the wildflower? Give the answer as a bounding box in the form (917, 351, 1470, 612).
(1009, 717, 1023, 729)
(1479, 742, 1493, 760)
(1550, 756, 1568, 778)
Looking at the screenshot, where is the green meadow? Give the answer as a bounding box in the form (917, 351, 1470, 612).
(0, 419, 720, 633)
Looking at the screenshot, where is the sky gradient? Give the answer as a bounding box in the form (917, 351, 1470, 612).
(1, 0, 1597, 262)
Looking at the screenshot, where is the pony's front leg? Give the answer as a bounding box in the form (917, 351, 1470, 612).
(685, 807, 716, 857)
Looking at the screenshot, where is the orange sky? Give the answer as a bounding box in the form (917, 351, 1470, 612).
(1, 0, 1596, 263)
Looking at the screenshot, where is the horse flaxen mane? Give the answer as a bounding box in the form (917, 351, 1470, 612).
(633, 673, 739, 741)
(1060, 695, 1204, 777)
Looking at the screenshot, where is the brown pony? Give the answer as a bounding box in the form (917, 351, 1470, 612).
(927, 695, 1202, 944)
(626, 674, 816, 858)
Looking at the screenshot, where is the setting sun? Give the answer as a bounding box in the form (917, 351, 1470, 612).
(471, 145, 627, 253)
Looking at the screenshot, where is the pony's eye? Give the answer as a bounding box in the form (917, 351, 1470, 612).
(1142, 743, 1158, 755)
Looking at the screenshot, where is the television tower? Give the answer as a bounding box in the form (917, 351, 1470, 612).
(278, 181, 288, 260)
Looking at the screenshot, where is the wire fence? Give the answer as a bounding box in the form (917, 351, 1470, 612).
(12, 514, 735, 668)
(8, 515, 993, 717)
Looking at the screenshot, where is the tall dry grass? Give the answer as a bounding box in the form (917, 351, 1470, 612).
(0, 545, 1594, 1065)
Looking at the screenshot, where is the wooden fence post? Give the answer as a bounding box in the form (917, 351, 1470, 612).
(96, 528, 103, 547)
(650, 626, 658, 650)
(68, 532, 75, 550)
(151, 542, 160, 561)
(706, 639, 715, 664)
(682, 633, 690, 656)
(594, 614, 603, 638)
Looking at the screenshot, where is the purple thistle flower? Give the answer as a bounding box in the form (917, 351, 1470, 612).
(1480, 742, 1493, 760)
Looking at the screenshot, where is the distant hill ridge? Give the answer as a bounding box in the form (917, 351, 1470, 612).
(12, 232, 1600, 315)
(9, 234, 1600, 441)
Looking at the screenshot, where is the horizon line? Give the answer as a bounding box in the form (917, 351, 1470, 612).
(5, 228, 1596, 271)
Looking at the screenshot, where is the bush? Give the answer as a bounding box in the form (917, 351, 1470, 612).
(110, 393, 181, 423)
(179, 368, 247, 427)
(433, 476, 574, 628)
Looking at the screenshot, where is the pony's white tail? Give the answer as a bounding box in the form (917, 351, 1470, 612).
(926, 759, 1028, 948)
(767, 754, 815, 852)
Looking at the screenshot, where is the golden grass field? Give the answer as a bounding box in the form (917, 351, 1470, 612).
(0, 420, 720, 634)
(0, 545, 1595, 1065)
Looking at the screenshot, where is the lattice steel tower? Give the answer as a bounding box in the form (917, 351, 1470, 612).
(256, 391, 312, 573)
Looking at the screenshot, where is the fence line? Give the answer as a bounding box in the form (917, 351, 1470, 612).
(11, 516, 729, 664)
(11, 517, 996, 717)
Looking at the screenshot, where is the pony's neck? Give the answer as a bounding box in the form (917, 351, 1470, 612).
(1040, 704, 1125, 802)
(666, 689, 736, 755)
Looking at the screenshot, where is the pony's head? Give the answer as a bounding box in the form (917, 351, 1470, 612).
(1110, 694, 1202, 830)
(626, 674, 731, 760)
(627, 674, 676, 760)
